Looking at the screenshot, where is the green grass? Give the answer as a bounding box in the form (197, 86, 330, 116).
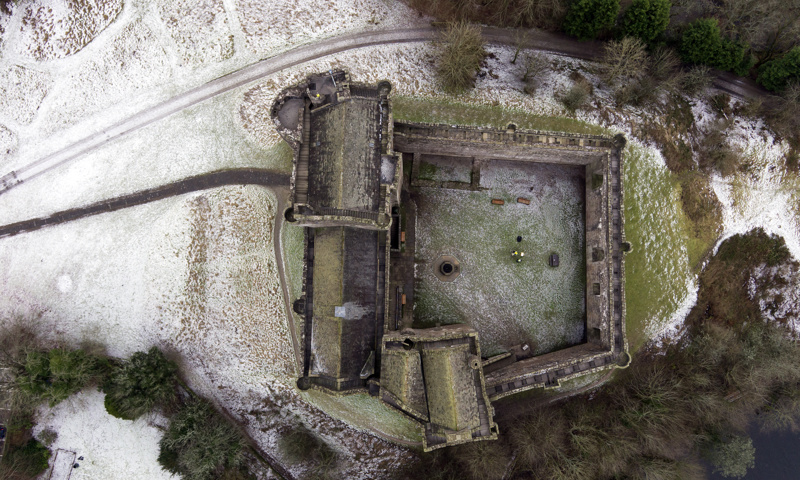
(417, 161, 438, 181)
(623, 143, 698, 351)
(282, 222, 305, 302)
(392, 96, 611, 135)
(261, 140, 294, 173)
(301, 390, 423, 443)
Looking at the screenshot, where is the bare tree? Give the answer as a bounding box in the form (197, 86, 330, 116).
(600, 37, 649, 86)
(521, 51, 549, 94)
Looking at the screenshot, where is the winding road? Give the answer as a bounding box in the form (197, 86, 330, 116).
(0, 26, 767, 196)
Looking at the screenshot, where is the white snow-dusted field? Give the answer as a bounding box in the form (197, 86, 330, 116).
(0, 0, 799, 476)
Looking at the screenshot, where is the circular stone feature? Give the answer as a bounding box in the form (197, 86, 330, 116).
(433, 255, 461, 282)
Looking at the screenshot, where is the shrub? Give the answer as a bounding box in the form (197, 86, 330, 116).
(103, 346, 178, 420)
(648, 46, 681, 83)
(159, 399, 247, 480)
(507, 0, 570, 30)
(37, 428, 58, 447)
(758, 46, 800, 92)
(680, 65, 712, 96)
(563, 0, 620, 40)
(279, 426, 338, 479)
(679, 18, 750, 74)
(559, 81, 591, 112)
(436, 21, 487, 94)
(679, 171, 723, 243)
(621, 0, 671, 43)
(450, 440, 510, 480)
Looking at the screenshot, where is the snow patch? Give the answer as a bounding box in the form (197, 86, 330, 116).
(34, 389, 175, 480)
(14, 0, 123, 60)
(0, 64, 50, 125)
(156, 0, 234, 67)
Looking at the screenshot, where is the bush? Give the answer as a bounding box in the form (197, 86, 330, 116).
(621, 0, 671, 43)
(505, 0, 570, 30)
(648, 46, 681, 83)
(436, 21, 487, 94)
(559, 81, 591, 112)
(679, 18, 751, 74)
(758, 46, 800, 92)
(563, 0, 620, 40)
(16, 348, 107, 407)
(103, 347, 178, 420)
(159, 399, 247, 480)
(37, 428, 58, 447)
(695, 118, 741, 177)
(450, 441, 510, 480)
(680, 65, 713, 96)
(679, 172, 723, 242)
(279, 426, 338, 479)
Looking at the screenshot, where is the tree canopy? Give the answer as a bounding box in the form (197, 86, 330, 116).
(679, 18, 752, 75)
(758, 46, 800, 91)
(103, 346, 178, 420)
(620, 0, 671, 43)
(563, 0, 620, 40)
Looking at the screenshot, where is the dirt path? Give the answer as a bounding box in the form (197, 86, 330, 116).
(0, 26, 767, 197)
(0, 168, 289, 238)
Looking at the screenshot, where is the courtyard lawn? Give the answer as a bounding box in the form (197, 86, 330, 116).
(623, 143, 698, 350)
(393, 96, 610, 136)
(413, 161, 586, 357)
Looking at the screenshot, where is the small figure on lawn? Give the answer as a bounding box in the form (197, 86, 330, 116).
(511, 250, 525, 263)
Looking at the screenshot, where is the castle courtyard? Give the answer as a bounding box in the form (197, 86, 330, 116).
(411, 159, 587, 357)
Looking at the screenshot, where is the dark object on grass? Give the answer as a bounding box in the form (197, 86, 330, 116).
(517, 236, 522, 242)
(549, 253, 560, 267)
(0, 425, 5, 439)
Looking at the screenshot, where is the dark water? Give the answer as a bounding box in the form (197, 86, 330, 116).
(708, 427, 800, 480)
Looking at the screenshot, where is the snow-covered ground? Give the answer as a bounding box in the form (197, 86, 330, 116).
(0, 0, 799, 477)
(33, 389, 175, 480)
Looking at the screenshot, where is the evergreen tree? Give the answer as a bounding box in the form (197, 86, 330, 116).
(621, 0, 671, 43)
(758, 46, 800, 91)
(563, 0, 620, 40)
(159, 399, 247, 480)
(103, 346, 178, 420)
(16, 348, 105, 407)
(679, 18, 751, 74)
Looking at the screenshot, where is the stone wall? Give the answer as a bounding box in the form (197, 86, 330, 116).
(392, 122, 630, 402)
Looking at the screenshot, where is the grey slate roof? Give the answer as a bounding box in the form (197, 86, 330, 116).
(309, 226, 381, 389)
(307, 98, 382, 213)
